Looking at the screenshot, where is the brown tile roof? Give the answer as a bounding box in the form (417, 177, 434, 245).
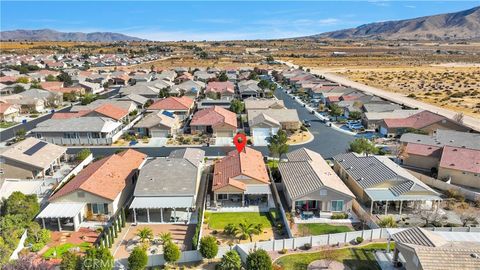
(206, 81, 235, 94)
(40, 81, 64, 91)
(90, 103, 128, 121)
(49, 149, 146, 201)
(405, 143, 443, 158)
(383, 111, 447, 129)
(212, 147, 269, 191)
(439, 146, 480, 174)
(148, 96, 194, 111)
(190, 106, 237, 128)
(51, 110, 91, 119)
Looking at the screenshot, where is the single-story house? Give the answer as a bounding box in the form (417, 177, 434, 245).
(170, 80, 205, 98)
(244, 98, 285, 112)
(0, 137, 67, 179)
(197, 98, 232, 109)
(212, 147, 273, 210)
(120, 84, 160, 99)
(379, 111, 470, 137)
(147, 96, 194, 120)
(362, 110, 420, 130)
(238, 80, 261, 99)
(118, 94, 150, 109)
(206, 81, 235, 100)
(0, 103, 20, 122)
(333, 152, 442, 215)
(190, 106, 237, 137)
(31, 117, 123, 146)
(134, 111, 179, 138)
(78, 81, 103, 94)
(279, 148, 355, 218)
(438, 146, 480, 189)
(248, 109, 301, 131)
(130, 148, 205, 223)
(38, 149, 146, 231)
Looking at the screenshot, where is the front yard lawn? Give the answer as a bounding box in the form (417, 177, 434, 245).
(205, 212, 274, 229)
(297, 223, 352, 235)
(43, 242, 91, 259)
(0, 122, 18, 128)
(275, 242, 393, 270)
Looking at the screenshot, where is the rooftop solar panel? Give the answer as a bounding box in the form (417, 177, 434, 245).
(162, 110, 175, 118)
(23, 141, 48, 156)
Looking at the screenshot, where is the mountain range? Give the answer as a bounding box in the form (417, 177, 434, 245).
(309, 6, 480, 40)
(0, 29, 144, 42)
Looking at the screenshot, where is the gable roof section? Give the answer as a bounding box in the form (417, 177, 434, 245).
(50, 149, 146, 201)
(148, 96, 194, 111)
(439, 146, 480, 174)
(90, 103, 128, 121)
(51, 110, 91, 120)
(279, 148, 354, 200)
(383, 111, 448, 129)
(405, 143, 443, 158)
(392, 227, 447, 247)
(213, 147, 269, 191)
(0, 137, 66, 169)
(190, 106, 237, 128)
(168, 148, 205, 168)
(206, 81, 235, 94)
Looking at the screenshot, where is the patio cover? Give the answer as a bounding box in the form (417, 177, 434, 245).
(245, 184, 271, 195)
(37, 202, 86, 218)
(364, 189, 442, 202)
(130, 196, 194, 209)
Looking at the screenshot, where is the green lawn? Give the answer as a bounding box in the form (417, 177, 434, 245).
(205, 212, 274, 229)
(0, 122, 18, 128)
(43, 242, 91, 259)
(297, 223, 352, 235)
(276, 243, 393, 270)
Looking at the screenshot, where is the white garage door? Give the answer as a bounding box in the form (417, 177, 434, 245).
(252, 128, 271, 138)
(151, 130, 169, 138)
(216, 130, 233, 137)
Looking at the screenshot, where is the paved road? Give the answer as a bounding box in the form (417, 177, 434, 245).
(67, 88, 354, 159)
(279, 60, 480, 131)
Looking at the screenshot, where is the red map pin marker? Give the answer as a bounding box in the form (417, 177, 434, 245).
(233, 133, 247, 153)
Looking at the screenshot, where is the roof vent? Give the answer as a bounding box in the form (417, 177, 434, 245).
(453, 149, 458, 151)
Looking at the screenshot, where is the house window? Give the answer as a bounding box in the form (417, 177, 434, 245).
(35, 133, 42, 139)
(217, 194, 228, 200)
(64, 132, 78, 139)
(319, 189, 327, 196)
(331, 200, 344, 212)
(91, 203, 108, 215)
(90, 132, 100, 139)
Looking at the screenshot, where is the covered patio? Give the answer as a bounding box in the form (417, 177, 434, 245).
(213, 185, 274, 210)
(37, 202, 86, 231)
(365, 189, 442, 216)
(129, 196, 195, 224)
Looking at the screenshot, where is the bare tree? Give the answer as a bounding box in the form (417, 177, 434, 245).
(455, 207, 478, 227)
(415, 206, 447, 227)
(321, 248, 338, 269)
(453, 112, 464, 124)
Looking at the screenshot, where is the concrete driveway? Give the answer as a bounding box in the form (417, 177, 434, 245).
(215, 137, 234, 146)
(253, 135, 269, 146)
(147, 137, 168, 147)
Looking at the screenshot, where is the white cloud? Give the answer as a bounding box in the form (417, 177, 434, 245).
(405, 5, 416, 9)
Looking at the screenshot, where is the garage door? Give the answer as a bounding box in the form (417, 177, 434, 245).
(151, 130, 169, 137)
(252, 128, 271, 138)
(216, 130, 233, 137)
(379, 127, 388, 136)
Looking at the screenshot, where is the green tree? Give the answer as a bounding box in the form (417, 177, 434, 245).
(199, 236, 218, 260)
(13, 85, 25, 93)
(82, 247, 114, 270)
(163, 241, 181, 265)
(237, 220, 262, 242)
(15, 128, 27, 140)
(136, 227, 153, 244)
(223, 223, 238, 237)
(328, 103, 343, 121)
(246, 249, 272, 270)
(60, 251, 81, 270)
(26, 222, 50, 247)
(81, 93, 97, 105)
(158, 232, 172, 245)
(3, 192, 39, 221)
(218, 72, 228, 82)
(218, 250, 242, 270)
(230, 99, 245, 114)
(45, 74, 57, 82)
(349, 138, 379, 156)
(159, 87, 170, 98)
(16, 77, 29, 84)
(257, 79, 270, 90)
(75, 149, 91, 162)
(57, 72, 73, 86)
(0, 237, 13, 265)
(128, 246, 148, 270)
(63, 91, 78, 102)
(378, 216, 397, 228)
(267, 130, 289, 161)
(348, 111, 362, 120)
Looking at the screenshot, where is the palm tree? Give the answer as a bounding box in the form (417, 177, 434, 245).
(136, 227, 153, 244)
(236, 220, 262, 242)
(158, 232, 172, 245)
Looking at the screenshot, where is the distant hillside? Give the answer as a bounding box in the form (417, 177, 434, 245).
(0, 29, 145, 42)
(309, 6, 480, 40)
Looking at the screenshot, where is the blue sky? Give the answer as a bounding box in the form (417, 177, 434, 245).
(2, 1, 479, 41)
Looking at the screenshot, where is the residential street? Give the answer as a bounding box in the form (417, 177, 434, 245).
(66, 88, 354, 159)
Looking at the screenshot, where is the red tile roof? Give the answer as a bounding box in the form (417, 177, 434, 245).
(326, 96, 340, 102)
(0, 76, 19, 83)
(91, 104, 128, 121)
(190, 106, 237, 128)
(383, 111, 447, 129)
(405, 143, 443, 158)
(40, 81, 64, 91)
(148, 96, 194, 111)
(51, 110, 91, 119)
(213, 147, 269, 191)
(439, 146, 480, 174)
(0, 103, 16, 114)
(206, 81, 235, 94)
(50, 149, 146, 201)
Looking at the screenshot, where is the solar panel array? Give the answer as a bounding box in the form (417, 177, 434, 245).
(23, 141, 48, 156)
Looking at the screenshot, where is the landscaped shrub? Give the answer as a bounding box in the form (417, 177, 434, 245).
(303, 243, 312, 250)
(278, 248, 288, 254)
(356, 237, 364, 244)
(331, 212, 348, 219)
